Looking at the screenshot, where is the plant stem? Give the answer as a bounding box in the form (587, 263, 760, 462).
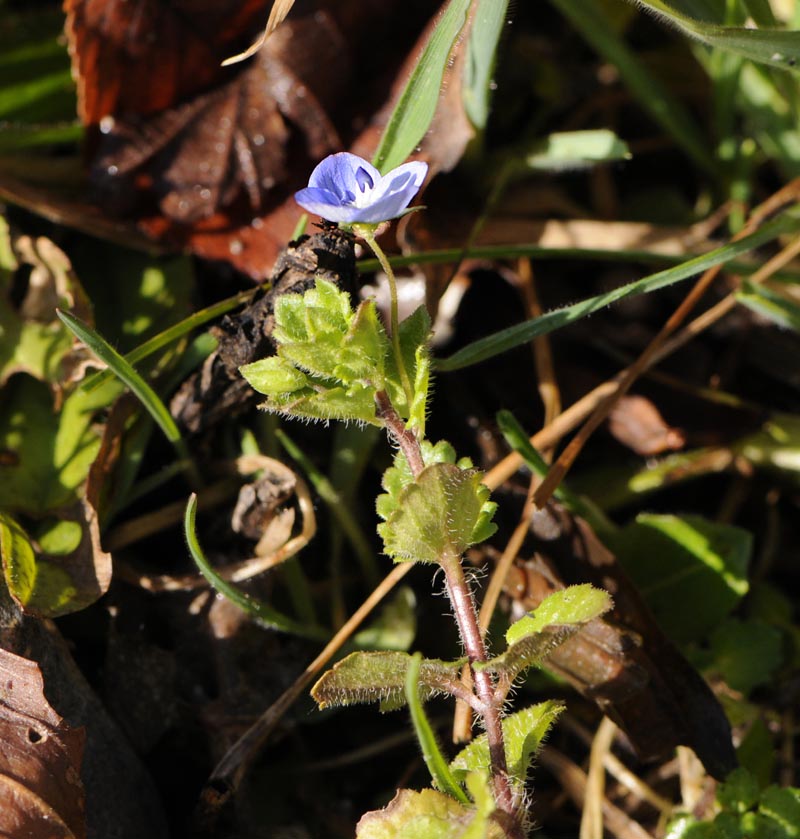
(375, 388, 520, 832)
(375, 391, 425, 476)
(362, 233, 415, 409)
(439, 554, 518, 828)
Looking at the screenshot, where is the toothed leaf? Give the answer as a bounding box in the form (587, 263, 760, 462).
(378, 462, 496, 564)
(311, 651, 467, 711)
(450, 701, 564, 797)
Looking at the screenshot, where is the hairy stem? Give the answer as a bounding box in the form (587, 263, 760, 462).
(375, 388, 520, 831)
(439, 554, 518, 827)
(362, 233, 415, 408)
(375, 390, 425, 476)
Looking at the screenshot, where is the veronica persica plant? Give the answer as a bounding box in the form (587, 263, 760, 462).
(294, 152, 428, 225)
(234, 149, 615, 838)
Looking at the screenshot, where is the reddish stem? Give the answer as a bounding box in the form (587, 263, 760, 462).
(375, 390, 522, 833)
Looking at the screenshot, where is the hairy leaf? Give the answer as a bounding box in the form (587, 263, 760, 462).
(311, 651, 466, 711)
(378, 462, 497, 564)
(450, 701, 564, 794)
(356, 786, 507, 839)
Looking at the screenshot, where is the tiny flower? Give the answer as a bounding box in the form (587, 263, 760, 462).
(294, 152, 428, 225)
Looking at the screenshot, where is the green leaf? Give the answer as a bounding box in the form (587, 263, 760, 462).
(267, 381, 382, 426)
(479, 586, 612, 682)
(310, 650, 466, 711)
(635, 0, 800, 71)
(612, 514, 751, 644)
(372, 0, 472, 173)
(0, 375, 112, 513)
(462, 0, 510, 129)
(737, 718, 776, 790)
(436, 213, 800, 371)
(356, 787, 506, 839)
(385, 305, 432, 428)
(376, 440, 465, 525)
(758, 786, 800, 837)
(34, 518, 83, 555)
(718, 768, 761, 814)
(706, 618, 783, 694)
(523, 130, 631, 171)
(240, 357, 308, 396)
(506, 585, 613, 644)
(378, 462, 496, 564)
(183, 495, 325, 640)
(663, 814, 707, 838)
(450, 701, 564, 795)
(405, 652, 471, 804)
(253, 280, 390, 425)
(57, 310, 188, 453)
(0, 503, 110, 618)
(0, 512, 36, 605)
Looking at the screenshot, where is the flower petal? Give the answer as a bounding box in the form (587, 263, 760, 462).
(345, 161, 428, 222)
(344, 189, 418, 224)
(294, 187, 364, 223)
(308, 153, 381, 200)
(371, 161, 428, 204)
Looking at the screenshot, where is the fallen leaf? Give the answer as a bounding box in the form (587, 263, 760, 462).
(0, 647, 86, 839)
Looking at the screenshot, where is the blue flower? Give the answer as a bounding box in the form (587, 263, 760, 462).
(294, 153, 428, 225)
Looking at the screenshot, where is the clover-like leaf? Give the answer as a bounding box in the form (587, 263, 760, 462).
(377, 462, 497, 564)
(311, 651, 467, 712)
(450, 701, 564, 797)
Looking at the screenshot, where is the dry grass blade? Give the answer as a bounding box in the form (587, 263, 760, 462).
(581, 717, 617, 839)
(539, 747, 655, 839)
(221, 0, 296, 66)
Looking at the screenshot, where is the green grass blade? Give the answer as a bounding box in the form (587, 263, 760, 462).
(550, 0, 717, 174)
(435, 212, 800, 371)
(57, 309, 199, 483)
(82, 287, 256, 393)
(404, 652, 471, 804)
(637, 0, 800, 69)
(358, 241, 800, 281)
(0, 70, 74, 119)
(462, 0, 510, 129)
(184, 495, 326, 640)
(372, 0, 472, 173)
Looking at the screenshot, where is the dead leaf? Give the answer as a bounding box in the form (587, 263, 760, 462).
(503, 502, 737, 780)
(0, 647, 86, 839)
(608, 394, 686, 456)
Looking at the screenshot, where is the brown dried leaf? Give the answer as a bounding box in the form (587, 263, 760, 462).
(504, 502, 737, 779)
(608, 394, 686, 456)
(0, 648, 86, 839)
